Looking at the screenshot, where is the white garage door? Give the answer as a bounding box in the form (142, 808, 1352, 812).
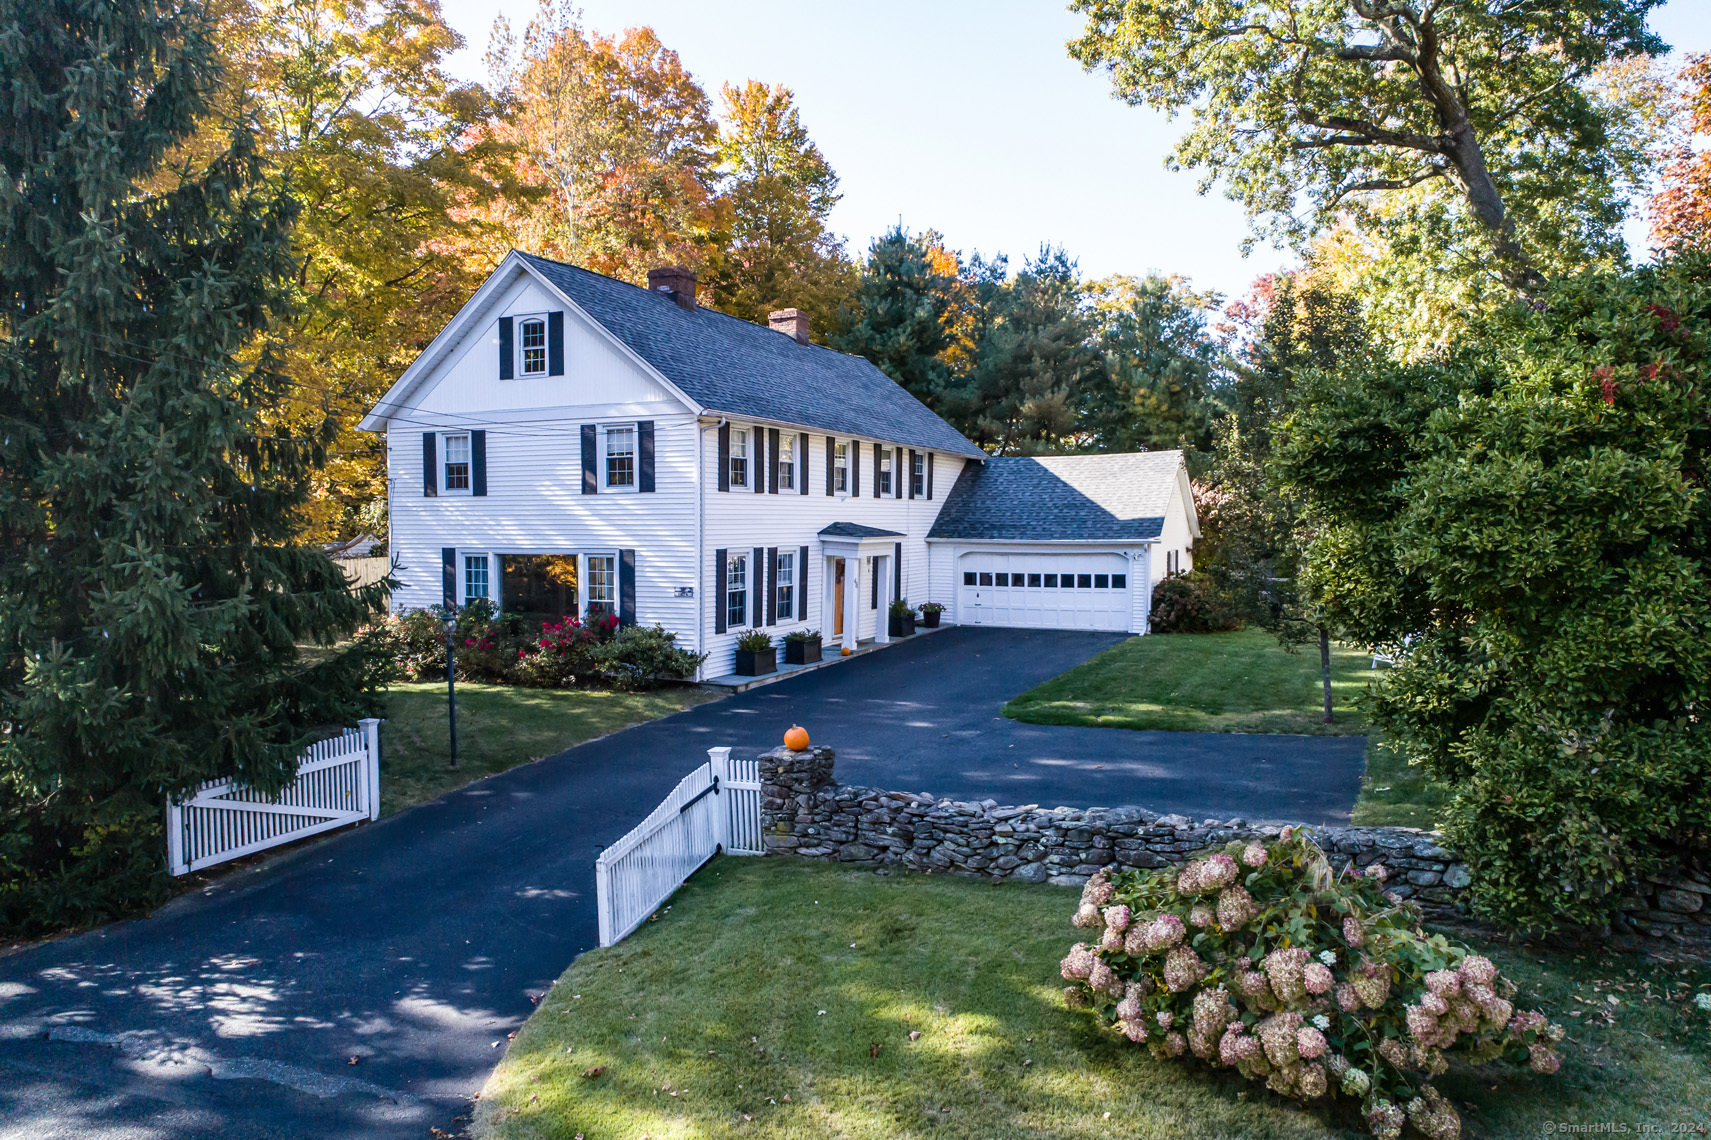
(958, 551, 1133, 631)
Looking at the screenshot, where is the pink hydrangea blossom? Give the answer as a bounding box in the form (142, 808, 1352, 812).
(1296, 1026, 1328, 1058)
(1458, 955, 1497, 986)
(1303, 962, 1334, 995)
(1120, 1019, 1148, 1043)
(1217, 885, 1256, 929)
(1156, 1009, 1174, 1029)
(1083, 872, 1114, 907)
(1528, 1045, 1561, 1074)
(1088, 960, 1117, 996)
(1144, 913, 1186, 951)
(1202, 853, 1239, 889)
(1335, 982, 1362, 1012)
(1189, 904, 1215, 927)
(1163, 945, 1206, 991)
(1102, 904, 1131, 932)
(1115, 992, 1142, 1022)
(1242, 841, 1269, 867)
(1099, 924, 1125, 953)
(1342, 916, 1366, 948)
(1424, 969, 1461, 996)
(1073, 903, 1102, 928)
(1365, 863, 1389, 882)
(1059, 944, 1094, 980)
(1298, 1060, 1328, 1099)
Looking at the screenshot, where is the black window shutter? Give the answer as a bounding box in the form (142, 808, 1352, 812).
(580, 424, 598, 494)
(870, 556, 878, 609)
(422, 432, 437, 497)
(753, 430, 765, 494)
(619, 548, 635, 626)
(498, 316, 513, 380)
(850, 440, 860, 497)
(825, 436, 834, 495)
(548, 311, 564, 376)
(927, 452, 934, 499)
(717, 422, 730, 492)
(798, 544, 810, 619)
(752, 547, 764, 624)
(441, 547, 457, 608)
(471, 430, 487, 496)
(714, 548, 727, 634)
(894, 541, 903, 600)
(768, 428, 780, 493)
(908, 449, 917, 498)
(638, 420, 655, 492)
(896, 453, 904, 498)
(798, 433, 809, 495)
(766, 547, 777, 625)
(872, 443, 881, 497)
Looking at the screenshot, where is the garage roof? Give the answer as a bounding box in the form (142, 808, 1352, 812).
(928, 451, 1186, 542)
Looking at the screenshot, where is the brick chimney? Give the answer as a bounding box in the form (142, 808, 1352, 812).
(647, 266, 697, 311)
(768, 308, 810, 345)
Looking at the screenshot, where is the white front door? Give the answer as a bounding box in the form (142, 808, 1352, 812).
(957, 551, 1132, 631)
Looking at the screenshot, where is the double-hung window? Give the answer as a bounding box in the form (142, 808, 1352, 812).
(878, 446, 892, 496)
(585, 555, 616, 621)
(726, 552, 747, 627)
(776, 551, 794, 619)
(605, 425, 635, 489)
(520, 317, 547, 376)
(833, 441, 848, 492)
(729, 428, 749, 488)
(778, 434, 795, 491)
(911, 452, 925, 496)
(464, 554, 489, 601)
(444, 433, 471, 491)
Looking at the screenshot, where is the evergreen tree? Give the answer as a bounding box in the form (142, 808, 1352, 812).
(0, 0, 385, 933)
(834, 227, 962, 414)
(1083, 273, 1223, 463)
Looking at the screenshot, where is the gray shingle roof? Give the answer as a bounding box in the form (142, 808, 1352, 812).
(928, 451, 1186, 541)
(520, 254, 986, 459)
(818, 522, 904, 538)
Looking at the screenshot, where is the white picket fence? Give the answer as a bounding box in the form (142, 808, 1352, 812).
(167, 719, 382, 876)
(594, 746, 764, 946)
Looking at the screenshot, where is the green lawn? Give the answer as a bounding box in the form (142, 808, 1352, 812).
(474, 858, 1711, 1140)
(1349, 738, 1454, 829)
(379, 683, 715, 813)
(1003, 628, 1373, 736)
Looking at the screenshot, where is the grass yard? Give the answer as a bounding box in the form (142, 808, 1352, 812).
(1003, 628, 1373, 736)
(475, 858, 1711, 1140)
(379, 683, 715, 813)
(1349, 739, 1454, 829)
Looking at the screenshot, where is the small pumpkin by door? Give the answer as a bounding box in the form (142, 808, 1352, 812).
(783, 724, 810, 752)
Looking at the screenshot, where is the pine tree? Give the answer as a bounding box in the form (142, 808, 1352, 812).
(833, 227, 961, 414)
(0, 0, 385, 933)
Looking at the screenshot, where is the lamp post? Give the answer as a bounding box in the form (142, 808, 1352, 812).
(442, 609, 459, 768)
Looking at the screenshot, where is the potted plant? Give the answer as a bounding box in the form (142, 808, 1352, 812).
(888, 598, 917, 637)
(734, 629, 776, 676)
(918, 601, 945, 629)
(782, 628, 822, 665)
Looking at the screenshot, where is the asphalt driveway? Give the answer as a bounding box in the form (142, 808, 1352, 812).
(0, 626, 1364, 1139)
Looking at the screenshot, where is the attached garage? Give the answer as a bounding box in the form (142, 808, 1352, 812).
(958, 550, 1132, 631)
(927, 451, 1199, 635)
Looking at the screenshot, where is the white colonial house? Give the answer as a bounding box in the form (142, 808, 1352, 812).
(360, 252, 1199, 679)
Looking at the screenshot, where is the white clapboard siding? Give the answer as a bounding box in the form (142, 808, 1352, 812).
(594, 746, 763, 946)
(167, 720, 381, 876)
(700, 432, 967, 673)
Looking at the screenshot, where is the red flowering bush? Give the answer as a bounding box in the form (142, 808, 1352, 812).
(514, 616, 601, 687)
(1060, 831, 1562, 1139)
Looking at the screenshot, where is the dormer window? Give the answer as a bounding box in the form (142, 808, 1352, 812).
(520, 317, 547, 375)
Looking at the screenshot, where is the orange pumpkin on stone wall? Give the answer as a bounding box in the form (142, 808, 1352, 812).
(783, 725, 810, 752)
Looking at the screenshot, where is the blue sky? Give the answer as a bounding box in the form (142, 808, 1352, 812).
(438, 0, 1711, 302)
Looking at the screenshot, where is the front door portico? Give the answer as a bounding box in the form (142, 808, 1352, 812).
(817, 522, 905, 655)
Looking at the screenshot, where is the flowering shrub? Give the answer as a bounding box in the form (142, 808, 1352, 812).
(513, 616, 602, 687)
(1060, 831, 1563, 1139)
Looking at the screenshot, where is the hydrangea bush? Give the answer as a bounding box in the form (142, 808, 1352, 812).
(1060, 831, 1563, 1139)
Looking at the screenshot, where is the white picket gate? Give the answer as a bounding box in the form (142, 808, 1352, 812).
(166, 719, 382, 876)
(594, 746, 764, 946)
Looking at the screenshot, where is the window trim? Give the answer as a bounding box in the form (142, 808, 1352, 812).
(833, 441, 849, 493)
(877, 445, 893, 496)
(517, 314, 549, 377)
(584, 551, 618, 622)
(603, 424, 637, 491)
(775, 550, 795, 620)
(442, 431, 473, 495)
(910, 451, 925, 497)
(725, 550, 748, 628)
(462, 552, 491, 603)
(777, 433, 795, 491)
(729, 427, 750, 489)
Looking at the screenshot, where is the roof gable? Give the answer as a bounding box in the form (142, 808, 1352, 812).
(928, 451, 1189, 542)
(518, 254, 985, 458)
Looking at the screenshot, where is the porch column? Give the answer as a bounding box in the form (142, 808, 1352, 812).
(873, 553, 890, 644)
(842, 556, 860, 653)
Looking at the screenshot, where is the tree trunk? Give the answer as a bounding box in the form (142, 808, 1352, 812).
(1319, 625, 1334, 725)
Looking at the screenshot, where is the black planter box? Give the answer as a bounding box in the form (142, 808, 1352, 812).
(920, 610, 942, 628)
(888, 613, 916, 637)
(783, 637, 822, 665)
(734, 647, 777, 676)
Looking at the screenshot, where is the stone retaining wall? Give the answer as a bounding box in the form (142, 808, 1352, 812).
(758, 745, 1709, 946)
